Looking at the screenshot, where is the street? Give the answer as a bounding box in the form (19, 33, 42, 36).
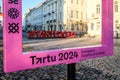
(0, 38, 120, 80)
(23, 35, 101, 52)
(0, 31, 120, 80)
(0, 32, 101, 52)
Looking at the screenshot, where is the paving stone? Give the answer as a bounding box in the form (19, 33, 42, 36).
(0, 39, 120, 80)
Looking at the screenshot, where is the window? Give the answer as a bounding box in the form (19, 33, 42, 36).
(54, 25, 56, 31)
(52, 3, 53, 10)
(91, 23, 94, 30)
(71, 0, 73, 3)
(76, 0, 79, 5)
(96, 22, 100, 30)
(71, 24, 74, 30)
(60, 0, 62, 5)
(60, 12, 62, 19)
(96, 4, 100, 14)
(115, 1, 118, 12)
(48, 5, 50, 14)
(71, 10, 73, 18)
(115, 20, 119, 28)
(76, 11, 79, 18)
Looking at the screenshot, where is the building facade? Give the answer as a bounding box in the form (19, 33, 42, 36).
(24, 0, 87, 33)
(0, 6, 2, 31)
(24, 0, 120, 37)
(114, 0, 120, 37)
(87, 0, 120, 37)
(87, 0, 101, 36)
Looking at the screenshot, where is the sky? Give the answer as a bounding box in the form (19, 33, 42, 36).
(0, 0, 43, 15)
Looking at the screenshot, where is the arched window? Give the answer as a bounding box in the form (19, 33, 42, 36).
(96, 4, 100, 14)
(115, 1, 118, 12)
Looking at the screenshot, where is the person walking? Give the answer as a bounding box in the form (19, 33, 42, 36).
(116, 27, 119, 39)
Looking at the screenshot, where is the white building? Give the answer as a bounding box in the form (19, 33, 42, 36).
(32, 3, 43, 30)
(24, 0, 87, 33)
(87, 0, 101, 37)
(42, 0, 60, 31)
(24, 8, 33, 31)
(114, 0, 120, 37)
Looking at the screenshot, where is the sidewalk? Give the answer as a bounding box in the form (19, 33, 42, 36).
(0, 39, 120, 80)
(0, 36, 120, 46)
(114, 38, 120, 45)
(0, 31, 119, 48)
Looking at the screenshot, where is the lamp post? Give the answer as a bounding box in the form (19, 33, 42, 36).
(67, 63, 76, 80)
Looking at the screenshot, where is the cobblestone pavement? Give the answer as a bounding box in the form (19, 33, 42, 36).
(23, 37, 101, 52)
(0, 39, 120, 80)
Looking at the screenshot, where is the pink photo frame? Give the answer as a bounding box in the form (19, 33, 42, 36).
(3, 0, 113, 73)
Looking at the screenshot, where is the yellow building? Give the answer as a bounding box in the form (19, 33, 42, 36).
(87, 0, 101, 37)
(114, 0, 120, 37)
(87, 0, 120, 38)
(64, 0, 87, 33)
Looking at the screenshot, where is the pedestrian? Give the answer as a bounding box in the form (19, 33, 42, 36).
(76, 27, 80, 38)
(116, 27, 119, 39)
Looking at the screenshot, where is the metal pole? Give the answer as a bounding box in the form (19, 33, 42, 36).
(67, 63, 76, 80)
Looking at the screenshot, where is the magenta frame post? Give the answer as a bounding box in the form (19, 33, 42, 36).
(3, 0, 113, 73)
